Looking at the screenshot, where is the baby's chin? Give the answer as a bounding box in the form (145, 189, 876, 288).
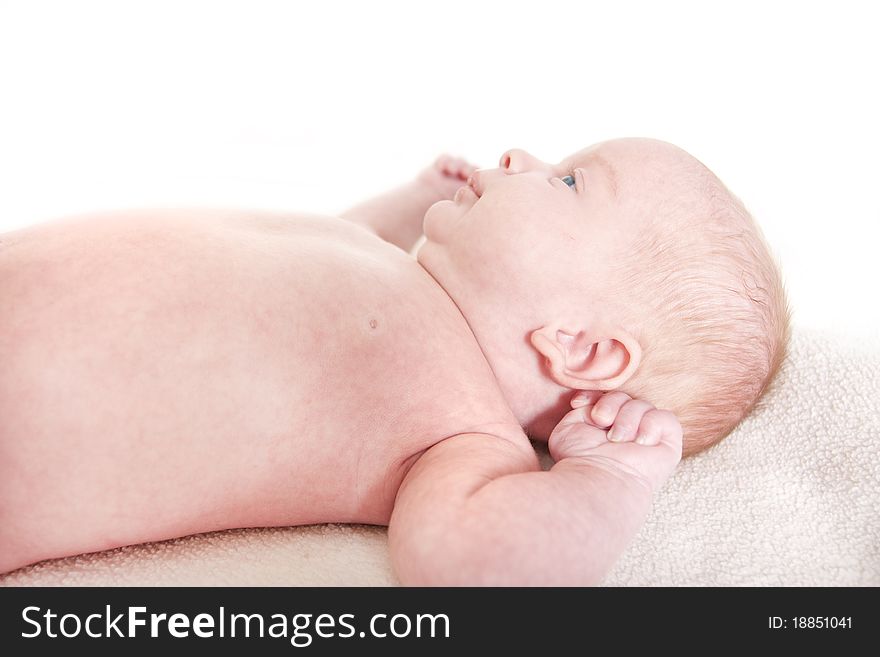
(421, 200, 457, 244)
(414, 227, 434, 258)
(422, 187, 478, 244)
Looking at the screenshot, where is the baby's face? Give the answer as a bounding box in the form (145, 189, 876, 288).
(416, 138, 686, 435)
(416, 138, 779, 451)
(418, 140, 643, 324)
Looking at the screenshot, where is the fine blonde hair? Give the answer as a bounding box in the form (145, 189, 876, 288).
(618, 154, 791, 456)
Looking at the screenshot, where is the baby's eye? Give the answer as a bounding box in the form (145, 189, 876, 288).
(561, 174, 576, 189)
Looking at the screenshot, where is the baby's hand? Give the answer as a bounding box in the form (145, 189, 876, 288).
(548, 390, 683, 491)
(414, 154, 479, 201)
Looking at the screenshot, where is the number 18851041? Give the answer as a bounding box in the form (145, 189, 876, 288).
(769, 617, 852, 629)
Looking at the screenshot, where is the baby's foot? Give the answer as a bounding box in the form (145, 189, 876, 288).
(548, 390, 683, 492)
(414, 154, 479, 202)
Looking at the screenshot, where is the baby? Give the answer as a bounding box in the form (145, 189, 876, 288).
(0, 138, 789, 584)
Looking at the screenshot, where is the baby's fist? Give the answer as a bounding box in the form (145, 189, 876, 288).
(415, 154, 479, 201)
(549, 390, 682, 468)
(575, 390, 680, 448)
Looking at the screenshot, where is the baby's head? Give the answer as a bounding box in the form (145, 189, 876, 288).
(418, 137, 790, 456)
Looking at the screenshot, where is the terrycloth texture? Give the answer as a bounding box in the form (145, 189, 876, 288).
(2, 328, 878, 586)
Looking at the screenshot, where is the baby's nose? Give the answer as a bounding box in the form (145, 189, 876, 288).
(499, 148, 543, 173)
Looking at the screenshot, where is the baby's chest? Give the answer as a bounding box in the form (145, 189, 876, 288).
(234, 220, 501, 445)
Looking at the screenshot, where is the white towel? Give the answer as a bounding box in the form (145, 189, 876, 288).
(2, 328, 878, 586)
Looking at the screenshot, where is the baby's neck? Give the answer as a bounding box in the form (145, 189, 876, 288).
(427, 273, 571, 441)
(491, 356, 572, 441)
(457, 321, 570, 441)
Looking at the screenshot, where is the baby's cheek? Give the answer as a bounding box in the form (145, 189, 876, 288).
(462, 200, 550, 282)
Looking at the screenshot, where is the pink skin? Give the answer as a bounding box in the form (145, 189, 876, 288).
(416, 154, 479, 201)
(338, 154, 477, 254)
(418, 143, 652, 442)
(0, 139, 684, 584)
(391, 141, 686, 584)
(389, 383, 682, 585)
(411, 147, 682, 475)
(551, 390, 682, 494)
(410, 146, 683, 474)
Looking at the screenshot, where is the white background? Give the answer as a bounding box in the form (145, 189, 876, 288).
(1, 0, 877, 337)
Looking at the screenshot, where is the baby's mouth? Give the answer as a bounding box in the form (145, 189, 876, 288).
(467, 176, 482, 197)
(454, 185, 478, 203)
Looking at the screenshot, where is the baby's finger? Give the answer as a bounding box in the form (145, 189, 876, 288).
(635, 409, 682, 451)
(634, 409, 665, 446)
(570, 390, 603, 409)
(459, 160, 478, 176)
(554, 403, 592, 431)
(449, 158, 477, 179)
(434, 154, 454, 172)
(589, 391, 632, 427)
(548, 406, 610, 459)
(607, 399, 655, 443)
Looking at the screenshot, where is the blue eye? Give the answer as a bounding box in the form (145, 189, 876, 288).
(561, 174, 576, 189)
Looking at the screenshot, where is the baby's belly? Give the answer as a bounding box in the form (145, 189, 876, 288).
(0, 209, 502, 565)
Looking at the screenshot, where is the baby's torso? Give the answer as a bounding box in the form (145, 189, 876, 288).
(0, 209, 517, 559)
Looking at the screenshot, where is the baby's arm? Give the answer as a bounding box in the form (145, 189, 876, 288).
(389, 391, 682, 585)
(339, 155, 476, 253)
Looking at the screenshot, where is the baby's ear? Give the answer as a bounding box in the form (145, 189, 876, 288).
(529, 323, 641, 390)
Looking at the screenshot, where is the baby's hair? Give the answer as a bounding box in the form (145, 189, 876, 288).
(615, 156, 791, 457)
